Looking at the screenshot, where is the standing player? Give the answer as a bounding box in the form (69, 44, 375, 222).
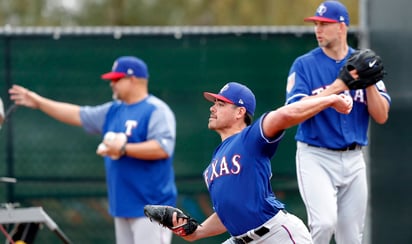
(9, 56, 177, 244)
(171, 81, 353, 244)
(285, 1, 391, 243)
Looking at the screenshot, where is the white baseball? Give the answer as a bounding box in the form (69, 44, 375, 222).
(104, 131, 116, 141)
(97, 143, 107, 153)
(117, 133, 127, 143)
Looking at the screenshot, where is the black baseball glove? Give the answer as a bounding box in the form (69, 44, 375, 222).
(338, 49, 385, 89)
(144, 205, 199, 236)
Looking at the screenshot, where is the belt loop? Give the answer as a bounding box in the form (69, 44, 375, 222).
(254, 226, 269, 236)
(234, 226, 270, 243)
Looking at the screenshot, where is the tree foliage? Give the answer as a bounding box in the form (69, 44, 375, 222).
(0, 0, 359, 26)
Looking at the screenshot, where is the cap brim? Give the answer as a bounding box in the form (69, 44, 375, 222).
(101, 72, 126, 80)
(304, 16, 338, 23)
(203, 92, 233, 104)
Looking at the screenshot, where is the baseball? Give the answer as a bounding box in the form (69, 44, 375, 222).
(104, 131, 116, 141)
(97, 143, 107, 153)
(117, 133, 127, 143)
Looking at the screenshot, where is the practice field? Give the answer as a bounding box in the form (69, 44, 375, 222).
(0, 26, 358, 243)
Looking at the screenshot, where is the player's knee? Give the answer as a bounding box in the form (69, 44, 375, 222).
(311, 219, 336, 233)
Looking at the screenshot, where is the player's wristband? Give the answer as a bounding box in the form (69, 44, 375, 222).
(120, 142, 127, 156)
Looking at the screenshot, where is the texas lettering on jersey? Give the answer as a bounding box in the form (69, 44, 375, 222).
(203, 154, 242, 189)
(312, 85, 367, 104)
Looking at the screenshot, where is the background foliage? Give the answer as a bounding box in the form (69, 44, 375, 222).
(0, 0, 359, 26)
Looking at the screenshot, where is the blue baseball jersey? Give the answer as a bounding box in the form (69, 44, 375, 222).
(80, 95, 177, 217)
(203, 114, 285, 236)
(285, 47, 391, 149)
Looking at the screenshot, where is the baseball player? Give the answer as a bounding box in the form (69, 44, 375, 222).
(172, 81, 354, 244)
(285, 1, 391, 243)
(9, 56, 177, 244)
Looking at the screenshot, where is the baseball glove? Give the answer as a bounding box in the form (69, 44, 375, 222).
(144, 205, 199, 236)
(338, 49, 385, 90)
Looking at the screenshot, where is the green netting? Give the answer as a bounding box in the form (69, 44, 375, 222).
(0, 30, 358, 243)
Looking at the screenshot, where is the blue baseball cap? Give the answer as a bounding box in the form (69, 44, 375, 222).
(101, 56, 149, 80)
(304, 1, 350, 26)
(203, 82, 256, 116)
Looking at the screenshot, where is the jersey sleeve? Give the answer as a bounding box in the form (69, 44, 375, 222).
(375, 80, 392, 105)
(243, 114, 285, 158)
(285, 57, 311, 105)
(80, 102, 112, 134)
(147, 100, 176, 157)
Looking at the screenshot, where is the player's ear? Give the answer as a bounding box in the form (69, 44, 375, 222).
(236, 106, 247, 117)
(339, 22, 347, 33)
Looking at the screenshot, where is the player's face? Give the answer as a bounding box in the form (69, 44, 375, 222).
(313, 21, 341, 48)
(110, 77, 130, 100)
(207, 100, 239, 131)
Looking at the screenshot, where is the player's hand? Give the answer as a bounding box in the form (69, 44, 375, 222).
(335, 69, 359, 91)
(332, 94, 353, 114)
(96, 142, 121, 159)
(350, 69, 359, 79)
(96, 132, 127, 159)
(96, 143, 109, 157)
(172, 211, 199, 241)
(9, 85, 41, 109)
(172, 211, 188, 227)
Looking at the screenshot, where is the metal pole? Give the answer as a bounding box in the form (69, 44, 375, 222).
(4, 28, 15, 203)
(359, 1, 371, 243)
(359, 0, 370, 48)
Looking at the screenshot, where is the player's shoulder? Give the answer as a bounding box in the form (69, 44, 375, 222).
(108, 100, 123, 109)
(147, 94, 169, 107)
(147, 94, 176, 115)
(294, 47, 323, 64)
(303, 47, 324, 59)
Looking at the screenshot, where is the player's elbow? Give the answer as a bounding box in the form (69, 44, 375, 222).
(274, 108, 301, 129)
(374, 115, 388, 124)
(372, 110, 389, 124)
(159, 150, 171, 159)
